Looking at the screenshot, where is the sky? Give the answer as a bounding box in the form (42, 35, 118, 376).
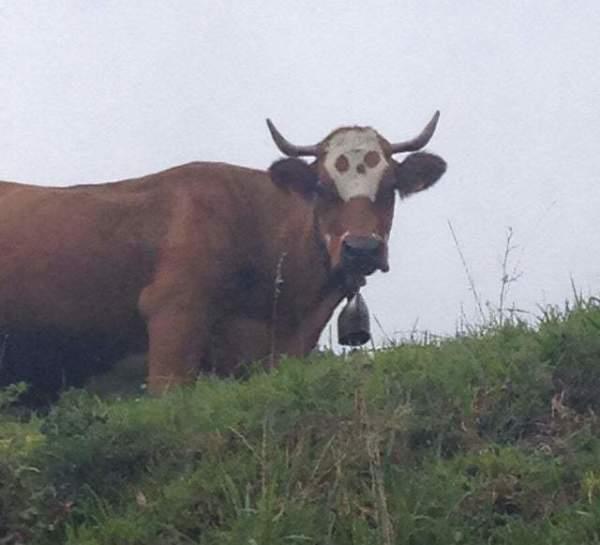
(1, 1, 599, 346)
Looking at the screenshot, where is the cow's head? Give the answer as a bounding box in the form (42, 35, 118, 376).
(267, 112, 446, 289)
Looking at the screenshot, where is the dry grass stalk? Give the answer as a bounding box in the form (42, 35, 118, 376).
(269, 252, 287, 369)
(355, 389, 395, 545)
(447, 220, 485, 323)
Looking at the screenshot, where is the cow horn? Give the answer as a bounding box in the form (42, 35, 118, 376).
(266, 119, 319, 157)
(389, 111, 440, 154)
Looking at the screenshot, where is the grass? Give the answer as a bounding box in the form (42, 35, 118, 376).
(1, 298, 600, 544)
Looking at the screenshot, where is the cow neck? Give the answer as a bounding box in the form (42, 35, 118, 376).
(312, 207, 334, 282)
(273, 197, 341, 308)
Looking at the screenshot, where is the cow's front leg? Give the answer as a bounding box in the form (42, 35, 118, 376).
(139, 265, 215, 394)
(144, 299, 209, 394)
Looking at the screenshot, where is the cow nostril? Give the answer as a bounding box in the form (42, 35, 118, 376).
(341, 236, 384, 275)
(342, 236, 382, 257)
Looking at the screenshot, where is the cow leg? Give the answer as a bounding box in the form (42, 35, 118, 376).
(144, 301, 209, 394)
(209, 317, 272, 375)
(139, 266, 216, 394)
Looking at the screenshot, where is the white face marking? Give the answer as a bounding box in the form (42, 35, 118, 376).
(323, 128, 389, 202)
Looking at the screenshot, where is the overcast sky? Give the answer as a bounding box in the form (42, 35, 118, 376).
(2, 2, 599, 346)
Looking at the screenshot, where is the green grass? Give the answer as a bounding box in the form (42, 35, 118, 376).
(2, 298, 600, 544)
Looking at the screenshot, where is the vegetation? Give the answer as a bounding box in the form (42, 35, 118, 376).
(2, 298, 600, 544)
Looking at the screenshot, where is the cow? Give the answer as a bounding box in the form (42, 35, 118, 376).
(0, 113, 446, 398)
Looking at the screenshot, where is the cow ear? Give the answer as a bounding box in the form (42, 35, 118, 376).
(394, 152, 447, 197)
(269, 158, 319, 197)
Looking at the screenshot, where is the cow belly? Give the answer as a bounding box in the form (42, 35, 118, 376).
(0, 325, 146, 405)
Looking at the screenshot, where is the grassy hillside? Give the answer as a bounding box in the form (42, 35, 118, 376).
(2, 299, 600, 544)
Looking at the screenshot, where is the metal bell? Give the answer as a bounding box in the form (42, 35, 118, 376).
(337, 291, 371, 346)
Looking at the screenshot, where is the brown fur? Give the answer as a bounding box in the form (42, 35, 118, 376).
(0, 162, 348, 395)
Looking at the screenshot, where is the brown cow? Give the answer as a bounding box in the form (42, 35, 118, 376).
(0, 113, 446, 396)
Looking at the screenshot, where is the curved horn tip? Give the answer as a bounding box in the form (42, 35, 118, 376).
(265, 118, 319, 157)
(390, 110, 442, 154)
(423, 110, 441, 137)
(265, 118, 278, 139)
(422, 110, 441, 135)
(265, 118, 296, 157)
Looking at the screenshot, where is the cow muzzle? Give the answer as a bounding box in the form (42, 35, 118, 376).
(341, 235, 387, 276)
